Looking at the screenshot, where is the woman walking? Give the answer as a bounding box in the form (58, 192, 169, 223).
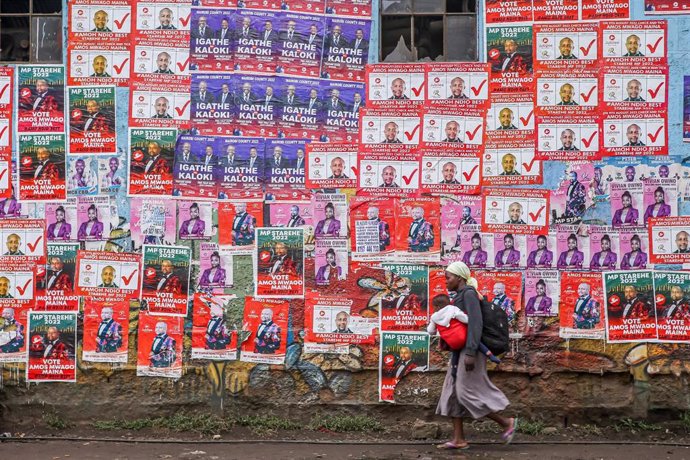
(436, 261, 516, 450)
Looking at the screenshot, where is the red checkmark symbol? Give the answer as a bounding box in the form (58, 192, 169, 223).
(529, 205, 546, 223)
(579, 38, 596, 57)
(350, 166, 359, 176)
(175, 100, 191, 116)
(27, 235, 43, 253)
(580, 86, 596, 103)
(465, 124, 482, 141)
(177, 56, 190, 72)
(471, 79, 487, 96)
(462, 165, 479, 181)
(113, 13, 130, 30)
(404, 124, 420, 141)
(411, 81, 425, 97)
(648, 82, 664, 99)
(0, 169, 7, 183)
(647, 36, 663, 53)
(179, 13, 191, 27)
(0, 126, 8, 141)
(113, 58, 129, 75)
(581, 131, 598, 148)
(121, 269, 138, 286)
(0, 83, 10, 100)
(402, 169, 418, 185)
(648, 125, 664, 143)
(522, 157, 538, 173)
(519, 110, 534, 127)
(16, 279, 32, 296)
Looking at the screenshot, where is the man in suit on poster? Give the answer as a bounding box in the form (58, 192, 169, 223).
(254, 308, 281, 354)
(155, 260, 183, 294)
(96, 306, 123, 353)
(46, 257, 72, 292)
(149, 322, 177, 367)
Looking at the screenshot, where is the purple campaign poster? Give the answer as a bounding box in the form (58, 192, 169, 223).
(267, 200, 314, 227)
(320, 80, 365, 143)
(215, 137, 266, 200)
(456, 225, 494, 269)
(684, 76, 690, 143)
(276, 12, 325, 78)
(233, 9, 280, 74)
(46, 199, 77, 242)
(233, 74, 280, 137)
(494, 232, 525, 269)
(555, 225, 588, 271)
(265, 138, 309, 191)
(321, 16, 370, 82)
(278, 76, 322, 140)
(190, 73, 235, 136)
(526, 232, 556, 269)
(76, 195, 109, 242)
(173, 135, 218, 199)
(588, 226, 619, 271)
(190, 8, 235, 72)
(177, 200, 213, 241)
(619, 229, 648, 270)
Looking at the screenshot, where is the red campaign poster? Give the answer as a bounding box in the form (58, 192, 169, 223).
(304, 293, 376, 345)
(395, 197, 441, 263)
(654, 271, 690, 343)
(136, 311, 183, 378)
(475, 270, 523, 337)
(0, 259, 36, 312)
(240, 296, 289, 365)
(558, 271, 605, 340)
(350, 196, 396, 262)
(420, 149, 481, 196)
(486, 24, 534, 94)
(27, 311, 77, 382)
(600, 20, 667, 66)
(0, 219, 47, 264)
(482, 140, 542, 186)
(535, 114, 601, 161)
(484, 0, 534, 23)
(128, 83, 191, 129)
(326, 0, 371, 17)
(0, 67, 12, 200)
(306, 143, 358, 190)
(217, 200, 263, 247)
(425, 62, 491, 109)
(600, 64, 668, 112)
(534, 68, 599, 117)
(603, 270, 657, 343)
(428, 267, 448, 304)
(645, 0, 690, 14)
(486, 93, 535, 144)
(482, 187, 550, 235)
(75, 250, 142, 300)
(582, 0, 630, 21)
(366, 63, 426, 109)
(359, 108, 422, 151)
(191, 293, 239, 361)
(0, 302, 30, 364)
(420, 107, 486, 155)
(379, 331, 429, 403)
(82, 297, 129, 363)
(601, 109, 667, 157)
(533, 23, 599, 72)
(279, 0, 326, 14)
(532, 0, 578, 22)
(648, 217, 690, 264)
(357, 151, 420, 198)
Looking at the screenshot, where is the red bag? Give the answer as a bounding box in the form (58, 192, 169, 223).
(436, 319, 467, 350)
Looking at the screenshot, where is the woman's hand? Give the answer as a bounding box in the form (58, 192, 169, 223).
(464, 355, 475, 372)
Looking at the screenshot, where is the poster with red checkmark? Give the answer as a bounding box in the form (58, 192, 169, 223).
(129, 85, 191, 129)
(82, 297, 129, 363)
(68, 1, 133, 39)
(534, 68, 599, 116)
(535, 115, 602, 161)
(366, 63, 426, 108)
(357, 152, 421, 198)
(359, 108, 422, 150)
(421, 107, 486, 157)
(533, 23, 599, 71)
(67, 45, 131, 86)
(531, 0, 578, 22)
(425, 62, 491, 108)
(648, 217, 690, 264)
(131, 42, 190, 84)
(601, 112, 667, 156)
(304, 294, 376, 346)
(600, 20, 667, 65)
(582, 0, 630, 20)
(35, 242, 80, 311)
(481, 143, 542, 186)
(75, 250, 142, 300)
(306, 143, 358, 189)
(27, 311, 78, 382)
(394, 197, 441, 263)
(482, 187, 550, 235)
(420, 152, 482, 195)
(322, 16, 371, 82)
(601, 66, 668, 112)
(486, 93, 535, 142)
(0, 262, 36, 308)
(191, 292, 240, 361)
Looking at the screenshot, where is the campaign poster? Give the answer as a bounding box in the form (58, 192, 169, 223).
(601, 111, 667, 157)
(358, 151, 420, 198)
(190, 8, 234, 72)
(321, 80, 366, 143)
(550, 162, 595, 226)
(0, 261, 36, 313)
(0, 294, 29, 363)
(191, 293, 239, 360)
(648, 217, 690, 264)
(533, 23, 599, 71)
(493, 232, 527, 269)
(481, 143, 541, 186)
(68, 1, 133, 37)
(359, 108, 421, 150)
(645, 1, 690, 13)
(524, 270, 559, 317)
(304, 294, 376, 345)
(189, 73, 234, 136)
(128, 128, 177, 197)
(604, 270, 657, 343)
(76, 195, 110, 241)
(129, 85, 191, 129)
(326, 0, 370, 16)
(484, 0, 533, 23)
(440, 197, 484, 260)
(17, 65, 66, 133)
(314, 238, 349, 286)
(67, 156, 100, 196)
(285, 0, 326, 14)
(75, 250, 142, 299)
(82, 297, 129, 363)
(685, 77, 690, 143)
(130, 197, 177, 250)
(306, 142, 358, 189)
(588, 226, 620, 271)
(255, 227, 305, 298)
(217, 200, 263, 247)
(275, 77, 321, 141)
(532, 0, 578, 22)
(421, 107, 486, 156)
(0, 66, 12, 150)
(233, 74, 280, 137)
(535, 69, 599, 116)
(134, 0, 192, 33)
(198, 242, 252, 290)
(35, 242, 80, 311)
(556, 225, 589, 271)
(425, 62, 491, 109)
(321, 16, 370, 82)
(350, 196, 395, 262)
(0, 219, 47, 263)
(141, 244, 192, 316)
(536, 115, 601, 161)
(18, 133, 67, 201)
(45, 199, 77, 242)
(26, 311, 77, 382)
(177, 200, 213, 241)
(395, 197, 440, 263)
(136, 311, 184, 378)
(366, 63, 426, 108)
(68, 45, 132, 86)
(215, 137, 265, 199)
(475, 270, 523, 337)
(451, 227, 494, 269)
(265, 139, 308, 191)
(600, 20, 667, 66)
(582, 0, 630, 21)
(313, 193, 347, 239)
(379, 331, 429, 403)
(559, 271, 605, 340)
(240, 296, 289, 365)
(421, 152, 481, 196)
(233, 9, 280, 73)
(379, 264, 428, 331)
(601, 66, 668, 113)
(526, 231, 557, 269)
(610, 182, 643, 229)
(97, 155, 126, 194)
(482, 187, 550, 235)
(276, 12, 325, 78)
(172, 135, 218, 199)
(486, 24, 533, 94)
(642, 178, 677, 226)
(619, 229, 649, 270)
(267, 200, 314, 229)
(654, 271, 690, 342)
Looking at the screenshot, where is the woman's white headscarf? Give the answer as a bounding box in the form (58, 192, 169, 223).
(446, 261, 478, 289)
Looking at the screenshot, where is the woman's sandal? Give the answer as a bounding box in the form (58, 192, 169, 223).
(436, 441, 470, 450)
(501, 417, 518, 444)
